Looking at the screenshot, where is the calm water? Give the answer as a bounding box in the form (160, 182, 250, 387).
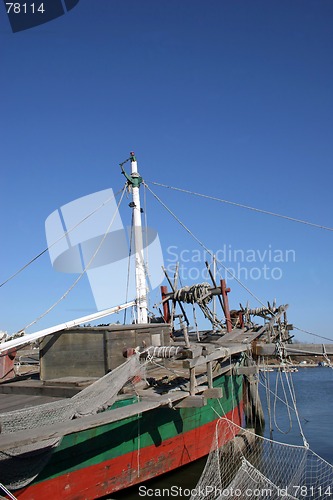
(111, 367, 333, 499)
(258, 366, 333, 463)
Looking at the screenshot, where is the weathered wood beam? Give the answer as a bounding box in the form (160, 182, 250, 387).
(183, 344, 248, 369)
(235, 366, 259, 375)
(254, 343, 333, 356)
(175, 395, 206, 408)
(203, 387, 223, 399)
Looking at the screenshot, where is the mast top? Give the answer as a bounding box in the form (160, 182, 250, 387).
(120, 152, 143, 188)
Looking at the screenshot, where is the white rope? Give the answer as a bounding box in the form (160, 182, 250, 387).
(212, 404, 224, 419)
(149, 346, 181, 358)
(258, 376, 297, 415)
(149, 181, 333, 232)
(273, 370, 293, 435)
(263, 364, 274, 438)
(260, 366, 309, 448)
(144, 348, 184, 378)
(0, 483, 17, 500)
(284, 371, 309, 448)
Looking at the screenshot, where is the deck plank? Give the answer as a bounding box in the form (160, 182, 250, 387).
(0, 393, 63, 413)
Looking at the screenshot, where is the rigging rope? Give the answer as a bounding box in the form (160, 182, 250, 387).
(258, 376, 298, 419)
(0, 188, 124, 289)
(263, 367, 274, 440)
(284, 371, 309, 448)
(293, 326, 333, 343)
(144, 182, 275, 313)
(273, 369, 293, 435)
(149, 181, 333, 232)
(18, 186, 127, 334)
(170, 263, 179, 329)
(260, 367, 309, 448)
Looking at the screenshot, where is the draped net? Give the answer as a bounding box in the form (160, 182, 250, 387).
(191, 418, 333, 500)
(0, 353, 143, 489)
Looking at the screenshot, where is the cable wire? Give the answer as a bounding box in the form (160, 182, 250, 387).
(149, 181, 333, 232)
(0, 188, 124, 289)
(144, 182, 274, 312)
(293, 326, 333, 343)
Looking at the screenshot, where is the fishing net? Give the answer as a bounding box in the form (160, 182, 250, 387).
(191, 418, 333, 500)
(0, 353, 143, 489)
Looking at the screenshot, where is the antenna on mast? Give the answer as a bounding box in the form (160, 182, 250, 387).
(121, 152, 148, 324)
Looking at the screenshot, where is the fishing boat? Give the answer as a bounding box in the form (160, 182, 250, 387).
(0, 153, 292, 500)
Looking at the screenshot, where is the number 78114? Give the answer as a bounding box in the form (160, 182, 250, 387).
(6, 3, 45, 14)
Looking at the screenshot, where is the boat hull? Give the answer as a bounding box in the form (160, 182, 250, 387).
(15, 373, 244, 500)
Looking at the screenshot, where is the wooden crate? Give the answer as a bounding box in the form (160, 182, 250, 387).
(39, 324, 171, 381)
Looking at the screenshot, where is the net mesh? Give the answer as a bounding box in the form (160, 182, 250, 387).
(191, 419, 333, 499)
(0, 353, 143, 489)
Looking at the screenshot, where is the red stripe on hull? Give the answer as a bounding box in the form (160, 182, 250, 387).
(17, 404, 243, 500)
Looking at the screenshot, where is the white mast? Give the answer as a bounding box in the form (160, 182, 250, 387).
(127, 152, 148, 323)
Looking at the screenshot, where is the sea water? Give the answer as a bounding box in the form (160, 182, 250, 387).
(259, 366, 333, 463)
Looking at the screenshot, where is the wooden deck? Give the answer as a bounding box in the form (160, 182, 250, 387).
(0, 393, 62, 413)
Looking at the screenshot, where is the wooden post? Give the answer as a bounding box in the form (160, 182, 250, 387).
(190, 367, 196, 396)
(182, 324, 190, 348)
(160, 286, 171, 323)
(221, 279, 232, 333)
(207, 361, 213, 389)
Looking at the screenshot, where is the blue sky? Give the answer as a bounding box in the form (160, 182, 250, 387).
(0, 0, 332, 341)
